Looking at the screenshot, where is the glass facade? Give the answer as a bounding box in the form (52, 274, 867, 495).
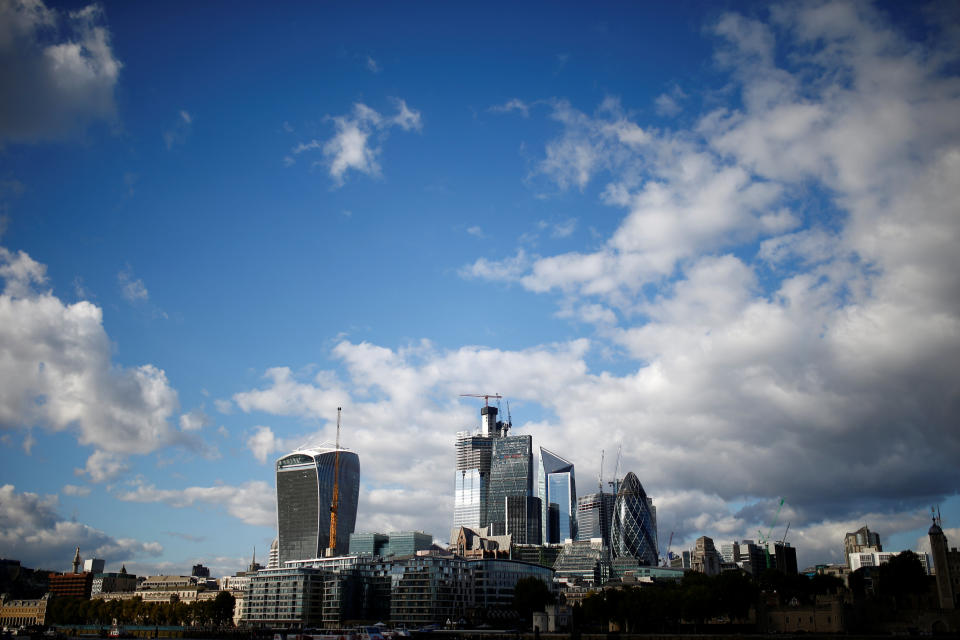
(453, 432, 494, 529)
(276, 447, 360, 563)
(505, 495, 542, 544)
(553, 539, 610, 586)
(576, 491, 616, 548)
(611, 472, 658, 566)
(487, 435, 533, 535)
(468, 558, 554, 610)
(538, 448, 577, 544)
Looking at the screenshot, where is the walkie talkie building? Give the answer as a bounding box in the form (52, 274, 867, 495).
(611, 471, 658, 566)
(276, 446, 360, 563)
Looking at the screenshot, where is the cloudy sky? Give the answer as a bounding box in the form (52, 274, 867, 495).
(2, 0, 959, 577)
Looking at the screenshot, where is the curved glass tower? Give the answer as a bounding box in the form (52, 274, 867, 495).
(611, 472, 658, 565)
(538, 447, 577, 543)
(276, 446, 360, 563)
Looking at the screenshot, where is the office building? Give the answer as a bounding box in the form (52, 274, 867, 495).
(737, 540, 766, 577)
(469, 558, 555, 610)
(538, 447, 577, 543)
(83, 558, 105, 574)
(576, 492, 616, 549)
(691, 536, 721, 575)
(553, 538, 609, 586)
(844, 525, 881, 565)
(349, 532, 390, 557)
(610, 472, 658, 566)
(487, 434, 534, 536)
(848, 550, 931, 574)
(453, 405, 509, 531)
(276, 446, 361, 562)
(506, 495, 542, 544)
(91, 566, 137, 595)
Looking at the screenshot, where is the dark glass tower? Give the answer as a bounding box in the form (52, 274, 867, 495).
(276, 447, 360, 563)
(611, 472, 658, 565)
(486, 434, 533, 535)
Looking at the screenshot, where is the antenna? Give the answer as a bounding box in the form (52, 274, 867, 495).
(328, 407, 342, 556)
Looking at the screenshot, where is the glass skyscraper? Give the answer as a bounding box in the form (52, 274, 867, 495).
(276, 446, 360, 563)
(576, 491, 616, 547)
(486, 434, 533, 535)
(453, 405, 512, 533)
(611, 471, 658, 566)
(538, 447, 577, 543)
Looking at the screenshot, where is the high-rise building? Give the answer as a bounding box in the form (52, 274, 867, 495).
(487, 434, 533, 536)
(691, 536, 721, 575)
(506, 495, 542, 545)
(83, 558, 105, 574)
(453, 405, 509, 531)
(576, 492, 616, 548)
(610, 472, 658, 566)
(276, 446, 360, 562)
(843, 525, 881, 566)
(538, 448, 577, 543)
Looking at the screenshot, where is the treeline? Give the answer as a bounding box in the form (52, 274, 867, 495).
(46, 592, 236, 628)
(574, 569, 845, 633)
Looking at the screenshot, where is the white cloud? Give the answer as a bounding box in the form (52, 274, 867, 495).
(290, 100, 422, 186)
(0, 484, 162, 570)
(76, 449, 129, 483)
(365, 55, 380, 73)
(179, 408, 211, 432)
(246, 425, 279, 464)
(466, 226, 484, 238)
(115, 480, 275, 527)
(117, 265, 148, 302)
(459, 249, 530, 282)
(0, 246, 182, 465)
(62, 484, 91, 497)
(489, 99, 531, 117)
(0, 0, 121, 144)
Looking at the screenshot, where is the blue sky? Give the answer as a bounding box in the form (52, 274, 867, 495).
(2, 0, 959, 577)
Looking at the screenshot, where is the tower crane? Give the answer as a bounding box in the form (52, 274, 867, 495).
(607, 444, 622, 494)
(757, 497, 785, 570)
(460, 393, 502, 407)
(598, 449, 605, 493)
(778, 521, 791, 546)
(327, 407, 342, 556)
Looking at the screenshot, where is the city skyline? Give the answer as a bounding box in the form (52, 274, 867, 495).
(2, 0, 959, 578)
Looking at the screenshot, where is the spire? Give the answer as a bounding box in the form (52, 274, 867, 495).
(72, 547, 81, 574)
(120, 564, 127, 574)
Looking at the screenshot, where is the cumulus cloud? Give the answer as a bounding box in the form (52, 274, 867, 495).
(289, 99, 422, 186)
(0, 484, 161, 569)
(246, 425, 279, 463)
(0, 0, 121, 144)
(0, 246, 182, 469)
(230, 1, 960, 567)
(76, 450, 130, 483)
(178, 408, 211, 432)
(62, 484, 91, 497)
(115, 480, 275, 527)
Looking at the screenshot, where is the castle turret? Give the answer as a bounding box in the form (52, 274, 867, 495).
(929, 516, 956, 609)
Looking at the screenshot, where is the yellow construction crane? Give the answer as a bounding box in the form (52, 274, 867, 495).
(328, 407, 342, 555)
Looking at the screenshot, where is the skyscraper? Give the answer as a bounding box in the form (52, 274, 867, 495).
(538, 447, 577, 543)
(276, 446, 360, 563)
(611, 472, 658, 566)
(576, 491, 616, 548)
(487, 434, 533, 535)
(453, 405, 506, 531)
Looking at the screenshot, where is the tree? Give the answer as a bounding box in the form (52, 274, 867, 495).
(513, 577, 554, 627)
(211, 591, 236, 627)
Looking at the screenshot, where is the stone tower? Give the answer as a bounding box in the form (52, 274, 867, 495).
(929, 514, 956, 610)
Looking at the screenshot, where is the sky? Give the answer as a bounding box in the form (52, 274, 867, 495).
(1, 0, 959, 578)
